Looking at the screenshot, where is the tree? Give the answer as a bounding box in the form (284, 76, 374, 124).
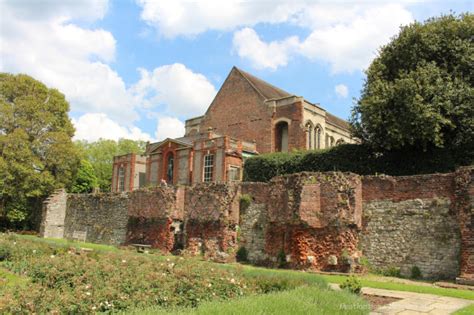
(71, 160, 98, 193)
(75, 139, 146, 192)
(0, 73, 79, 228)
(351, 13, 473, 152)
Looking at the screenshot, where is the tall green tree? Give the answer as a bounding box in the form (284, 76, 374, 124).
(351, 13, 473, 152)
(76, 139, 146, 192)
(0, 73, 79, 228)
(71, 160, 98, 193)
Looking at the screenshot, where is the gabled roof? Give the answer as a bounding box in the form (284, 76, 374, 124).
(326, 112, 351, 130)
(147, 137, 192, 154)
(234, 67, 292, 100)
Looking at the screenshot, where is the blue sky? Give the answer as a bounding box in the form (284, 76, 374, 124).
(1, 0, 472, 142)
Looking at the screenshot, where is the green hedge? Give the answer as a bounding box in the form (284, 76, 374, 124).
(243, 144, 473, 182)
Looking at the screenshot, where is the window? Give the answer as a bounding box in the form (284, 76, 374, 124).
(166, 153, 174, 184)
(139, 172, 146, 188)
(203, 154, 214, 182)
(305, 122, 313, 149)
(118, 167, 125, 192)
(315, 126, 322, 149)
(228, 166, 241, 181)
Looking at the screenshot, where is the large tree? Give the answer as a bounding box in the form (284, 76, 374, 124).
(351, 13, 473, 152)
(0, 73, 79, 228)
(75, 139, 146, 192)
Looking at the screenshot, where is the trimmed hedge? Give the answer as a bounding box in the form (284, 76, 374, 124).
(243, 144, 473, 182)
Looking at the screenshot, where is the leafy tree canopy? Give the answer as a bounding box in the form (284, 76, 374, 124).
(351, 13, 473, 152)
(75, 139, 146, 192)
(71, 160, 98, 193)
(0, 73, 79, 227)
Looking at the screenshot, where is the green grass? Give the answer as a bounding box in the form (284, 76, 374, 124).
(131, 286, 369, 315)
(453, 303, 474, 315)
(0, 267, 28, 289)
(317, 274, 474, 300)
(13, 234, 119, 252)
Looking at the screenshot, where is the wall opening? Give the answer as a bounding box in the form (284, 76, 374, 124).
(275, 121, 289, 152)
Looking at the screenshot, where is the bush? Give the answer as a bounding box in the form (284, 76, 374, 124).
(0, 235, 259, 313)
(236, 247, 248, 263)
(379, 266, 402, 278)
(243, 144, 472, 182)
(277, 250, 287, 268)
(340, 276, 362, 295)
(411, 266, 422, 279)
(239, 194, 252, 212)
(0, 245, 11, 261)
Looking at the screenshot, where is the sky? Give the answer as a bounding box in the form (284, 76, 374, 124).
(0, 0, 472, 142)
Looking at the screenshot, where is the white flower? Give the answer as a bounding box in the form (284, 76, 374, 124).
(50, 255, 55, 258)
(32, 250, 36, 254)
(230, 278, 235, 284)
(208, 283, 212, 287)
(121, 259, 127, 263)
(92, 306, 96, 310)
(86, 292, 91, 296)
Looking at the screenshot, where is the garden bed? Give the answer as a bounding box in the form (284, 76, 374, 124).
(0, 234, 369, 314)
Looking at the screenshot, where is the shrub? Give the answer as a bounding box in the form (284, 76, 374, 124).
(379, 266, 402, 278)
(239, 194, 252, 212)
(411, 266, 422, 279)
(0, 245, 11, 261)
(0, 235, 258, 313)
(340, 276, 362, 295)
(243, 144, 471, 182)
(277, 250, 287, 268)
(236, 247, 248, 263)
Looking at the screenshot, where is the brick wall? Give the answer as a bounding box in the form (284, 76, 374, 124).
(41, 169, 473, 280)
(200, 68, 274, 153)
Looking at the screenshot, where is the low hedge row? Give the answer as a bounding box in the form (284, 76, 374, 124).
(244, 144, 473, 182)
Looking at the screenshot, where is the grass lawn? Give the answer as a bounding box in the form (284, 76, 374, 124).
(316, 274, 474, 300)
(132, 286, 368, 315)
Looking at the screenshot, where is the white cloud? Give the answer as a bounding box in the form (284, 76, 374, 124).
(155, 116, 185, 141)
(299, 4, 413, 73)
(233, 28, 299, 70)
(0, 0, 138, 123)
(335, 84, 349, 98)
(131, 63, 216, 117)
(137, 0, 303, 38)
(141, 1, 414, 73)
(73, 113, 152, 142)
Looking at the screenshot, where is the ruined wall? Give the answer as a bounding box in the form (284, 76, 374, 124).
(41, 169, 473, 280)
(39, 189, 67, 239)
(360, 174, 461, 279)
(454, 166, 474, 283)
(64, 193, 129, 245)
(184, 183, 240, 262)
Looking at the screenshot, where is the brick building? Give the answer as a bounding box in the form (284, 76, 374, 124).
(112, 67, 354, 191)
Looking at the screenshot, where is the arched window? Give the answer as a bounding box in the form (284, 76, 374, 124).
(314, 125, 322, 149)
(330, 136, 335, 147)
(275, 121, 289, 152)
(305, 122, 313, 149)
(166, 152, 174, 184)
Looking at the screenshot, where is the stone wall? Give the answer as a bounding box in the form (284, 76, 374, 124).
(40, 169, 474, 280)
(39, 189, 67, 239)
(64, 193, 129, 245)
(360, 174, 461, 279)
